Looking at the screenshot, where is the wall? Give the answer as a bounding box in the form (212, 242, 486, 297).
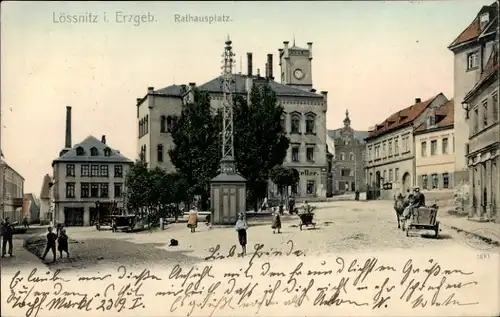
(137, 95, 151, 163)
(415, 127, 455, 190)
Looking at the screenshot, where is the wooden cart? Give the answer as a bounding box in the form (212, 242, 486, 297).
(405, 205, 440, 238)
(299, 213, 316, 231)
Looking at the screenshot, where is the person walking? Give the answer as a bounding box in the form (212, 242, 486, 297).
(41, 227, 57, 263)
(271, 208, 281, 234)
(235, 212, 248, 256)
(57, 228, 69, 259)
(1, 218, 14, 257)
(187, 207, 198, 233)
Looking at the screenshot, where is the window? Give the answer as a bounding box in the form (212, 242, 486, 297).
(422, 175, 428, 190)
(340, 152, 345, 160)
(421, 141, 427, 157)
(394, 139, 399, 154)
(166, 116, 173, 132)
(473, 107, 479, 134)
(160, 116, 167, 132)
(395, 168, 399, 182)
(431, 173, 438, 189)
(467, 51, 479, 70)
(349, 153, 355, 161)
(100, 184, 109, 198)
(157, 144, 164, 162)
(76, 146, 84, 156)
(306, 146, 315, 162)
(81, 164, 89, 177)
(291, 145, 300, 162)
(493, 93, 498, 122)
(65, 183, 75, 198)
(382, 143, 386, 157)
(305, 114, 315, 134)
(306, 180, 315, 195)
(81, 183, 90, 198)
(341, 169, 351, 177)
(442, 173, 449, 189)
(114, 165, 123, 177)
(383, 170, 387, 181)
(290, 114, 300, 134)
(442, 138, 448, 154)
(368, 147, 372, 161)
(430, 140, 437, 155)
(389, 169, 393, 182)
(482, 100, 488, 127)
(100, 165, 109, 177)
(388, 141, 392, 155)
(91, 165, 99, 177)
(104, 148, 111, 157)
(90, 147, 98, 156)
(66, 164, 75, 177)
(91, 184, 99, 198)
(114, 183, 123, 198)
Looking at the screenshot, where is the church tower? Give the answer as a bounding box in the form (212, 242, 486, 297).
(278, 40, 313, 91)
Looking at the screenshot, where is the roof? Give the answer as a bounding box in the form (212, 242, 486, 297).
(366, 94, 443, 139)
(0, 159, 24, 180)
(152, 85, 185, 97)
(40, 174, 52, 199)
(327, 129, 369, 144)
(414, 99, 454, 133)
(464, 49, 498, 103)
(52, 135, 133, 165)
(448, 2, 498, 49)
(198, 74, 323, 98)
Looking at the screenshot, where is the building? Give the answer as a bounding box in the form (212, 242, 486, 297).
(0, 159, 24, 222)
(22, 193, 40, 223)
(51, 107, 133, 226)
(364, 94, 449, 198)
(39, 173, 53, 224)
(448, 2, 498, 186)
(462, 46, 499, 221)
(327, 110, 368, 194)
(136, 40, 329, 199)
(414, 100, 455, 191)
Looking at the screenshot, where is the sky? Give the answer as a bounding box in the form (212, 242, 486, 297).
(0, 0, 493, 194)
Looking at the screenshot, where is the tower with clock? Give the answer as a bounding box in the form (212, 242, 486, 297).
(278, 40, 313, 91)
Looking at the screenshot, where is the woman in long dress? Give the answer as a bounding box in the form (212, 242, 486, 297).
(187, 208, 198, 233)
(235, 213, 248, 256)
(271, 207, 281, 234)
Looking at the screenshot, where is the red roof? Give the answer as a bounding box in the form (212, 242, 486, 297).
(448, 2, 498, 49)
(414, 99, 454, 133)
(367, 94, 442, 139)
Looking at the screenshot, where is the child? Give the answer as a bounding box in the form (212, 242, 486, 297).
(57, 228, 69, 258)
(187, 208, 198, 233)
(271, 208, 281, 234)
(42, 227, 57, 263)
(235, 213, 248, 256)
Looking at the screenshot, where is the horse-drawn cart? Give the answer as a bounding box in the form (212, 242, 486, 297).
(405, 205, 440, 238)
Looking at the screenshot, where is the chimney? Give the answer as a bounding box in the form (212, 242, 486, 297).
(267, 54, 274, 80)
(147, 87, 154, 94)
(265, 63, 269, 78)
(283, 41, 289, 58)
(101, 135, 106, 144)
(189, 82, 196, 87)
(307, 42, 313, 59)
(136, 98, 141, 104)
(310, 88, 317, 93)
(321, 91, 328, 101)
(415, 98, 421, 104)
(65, 106, 72, 149)
(247, 52, 253, 76)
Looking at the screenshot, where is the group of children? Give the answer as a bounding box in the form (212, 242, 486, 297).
(41, 224, 69, 263)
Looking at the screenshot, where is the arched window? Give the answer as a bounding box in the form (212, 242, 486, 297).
(349, 153, 355, 161)
(157, 144, 164, 162)
(90, 147, 98, 156)
(76, 146, 84, 156)
(305, 113, 315, 134)
(290, 113, 300, 134)
(340, 152, 345, 160)
(167, 116, 173, 132)
(160, 116, 167, 132)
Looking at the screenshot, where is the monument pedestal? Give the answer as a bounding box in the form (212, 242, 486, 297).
(210, 159, 246, 226)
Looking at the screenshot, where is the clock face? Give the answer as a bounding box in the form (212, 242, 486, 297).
(293, 69, 304, 80)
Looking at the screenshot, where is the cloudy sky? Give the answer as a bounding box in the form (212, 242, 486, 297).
(1, 0, 493, 193)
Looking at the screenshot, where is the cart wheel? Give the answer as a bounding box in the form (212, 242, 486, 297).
(434, 222, 439, 238)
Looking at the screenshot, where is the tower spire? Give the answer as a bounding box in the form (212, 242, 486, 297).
(293, 32, 296, 46)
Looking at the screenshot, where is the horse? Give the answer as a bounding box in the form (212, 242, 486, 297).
(393, 194, 406, 230)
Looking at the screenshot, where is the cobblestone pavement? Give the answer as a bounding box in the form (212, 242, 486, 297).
(23, 200, 499, 272)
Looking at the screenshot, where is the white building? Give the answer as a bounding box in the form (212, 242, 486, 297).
(0, 159, 24, 222)
(136, 40, 329, 200)
(51, 107, 133, 226)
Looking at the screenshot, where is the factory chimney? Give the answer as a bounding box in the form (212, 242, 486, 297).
(65, 106, 72, 148)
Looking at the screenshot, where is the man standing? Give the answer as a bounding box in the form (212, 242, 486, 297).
(1, 217, 13, 257)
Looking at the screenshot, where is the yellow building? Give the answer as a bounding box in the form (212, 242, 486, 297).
(414, 100, 455, 191)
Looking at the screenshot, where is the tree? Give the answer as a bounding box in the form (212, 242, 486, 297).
(168, 89, 222, 208)
(233, 84, 290, 210)
(165, 172, 190, 221)
(125, 158, 156, 225)
(269, 165, 300, 207)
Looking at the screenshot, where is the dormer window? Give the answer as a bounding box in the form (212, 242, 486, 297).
(76, 146, 84, 156)
(426, 115, 436, 127)
(104, 148, 111, 157)
(90, 147, 99, 156)
(479, 13, 489, 29)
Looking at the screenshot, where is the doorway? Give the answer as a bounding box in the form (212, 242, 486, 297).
(64, 207, 84, 226)
(402, 172, 411, 193)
